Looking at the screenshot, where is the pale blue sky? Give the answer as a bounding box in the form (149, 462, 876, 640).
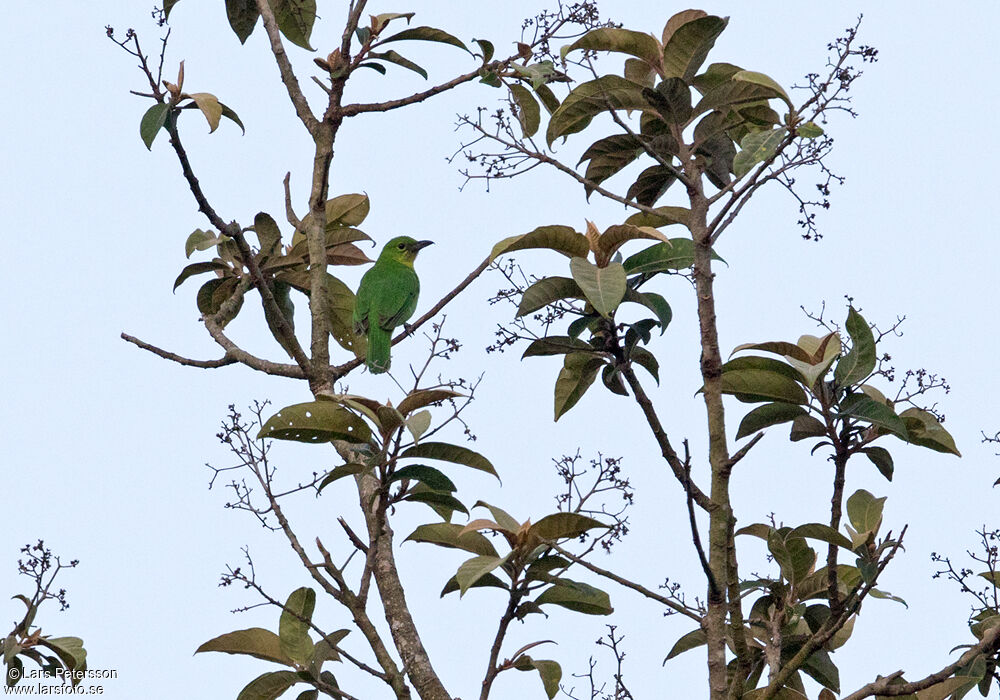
(3, 2, 999, 698)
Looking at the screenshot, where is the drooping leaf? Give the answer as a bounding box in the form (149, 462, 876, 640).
(173, 261, 230, 291)
(404, 522, 499, 557)
(630, 347, 660, 383)
(514, 657, 562, 699)
(731, 70, 792, 108)
(622, 289, 672, 333)
(219, 102, 246, 133)
(491, 225, 591, 261)
(258, 401, 372, 444)
(535, 578, 613, 615)
(163, 0, 182, 19)
(279, 588, 315, 665)
(36, 637, 85, 671)
(397, 389, 462, 415)
(789, 414, 827, 441)
(694, 74, 788, 116)
(839, 394, 908, 440)
(367, 50, 427, 79)
(834, 307, 877, 387)
(623, 206, 690, 228)
(189, 93, 223, 132)
(399, 442, 498, 479)
(735, 402, 807, 440)
(509, 84, 541, 138)
(140, 103, 170, 150)
(403, 490, 469, 518)
(799, 648, 840, 693)
(661, 14, 728, 82)
(522, 336, 595, 358)
(253, 213, 282, 258)
(235, 670, 301, 700)
(270, 0, 316, 50)
(379, 26, 469, 52)
(226, 0, 259, 43)
(554, 353, 605, 420)
(846, 489, 885, 537)
(733, 127, 788, 178)
(530, 513, 607, 540)
(719, 356, 808, 405)
(767, 529, 816, 585)
(625, 165, 676, 207)
(664, 628, 707, 661)
(455, 554, 509, 595)
(862, 446, 894, 481)
(388, 465, 456, 492)
(561, 28, 663, 68)
(570, 258, 626, 318)
(473, 38, 494, 62)
(547, 75, 649, 145)
(596, 224, 671, 266)
(196, 628, 295, 666)
(316, 463, 368, 493)
(440, 572, 508, 597)
(899, 408, 961, 456)
(517, 277, 585, 317)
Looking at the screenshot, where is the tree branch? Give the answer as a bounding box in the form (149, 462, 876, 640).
(120, 333, 236, 369)
(254, 0, 319, 135)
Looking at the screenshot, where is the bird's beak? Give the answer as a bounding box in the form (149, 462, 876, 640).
(411, 240, 434, 252)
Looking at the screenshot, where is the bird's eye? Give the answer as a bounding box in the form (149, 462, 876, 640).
(397, 242, 405, 249)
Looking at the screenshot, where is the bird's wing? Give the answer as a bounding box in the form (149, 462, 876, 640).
(375, 268, 419, 331)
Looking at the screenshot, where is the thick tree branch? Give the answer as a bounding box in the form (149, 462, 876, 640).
(254, 0, 319, 135)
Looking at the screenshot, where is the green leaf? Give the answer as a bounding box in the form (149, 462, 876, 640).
(694, 75, 788, 116)
(254, 213, 283, 257)
(547, 75, 649, 146)
(834, 307, 876, 387)
(642, 78, 692, 124)
(258, 401, 372, 444)
(733, 127, 787, 178)
(570, 258, 627, 318)
(279, 587, 315, 665)
(439, 572, 508, 597)
(535, 578, 613, 615)
(517, 277, 585, 317)
(380, 26, 469, 52)
(622, 289, 672, 333)
(37, 637, 86, 671)
(846, 489, 885, 537)
(399, 442, 498, 479)
(797, 121, 824, 138)
(530, 513, 607, 540)
(189, 92, 223, 132)
(554, 352, 605, 420)
(219, 102, 246, 133)
(731, 340, 812, 364)
(899, 408, 961, 456)
(397, 389, 462, 415)
(491, 225, 590, 261)
(472, 501, 522, 532)
(270, 0, 316, 50)
(525, 555, 571, 581)
(236, 671, 301, 700)
(522, 336, 594, 358)
(368, 50, 427, 79)
(731, 70, 792, 108)
(789, 523, 855, 551)
(509, 84, 541, 138)
(403, 490, 469, 518)
(140, 103, 169, 150)
(623, 206, 690, 229)
(626, 165, 676, 207)
(185, 228, 224, 258)
(473, 38, 494, 62)
(630, 347, 660, 384)
(597, 224, 671, 264)
(862, 446, 894, 481)
(800, 648, 840, 693)
(172, 261, 230, 291)
(661, 15, 728, 82)
(767, 529, 816, 585)
(790, 414, 827, 441)
(389, 465, 456, 492)
(515, 658, 562, 699)
(735, 402, 807, 440)
(561, 27, 663, 67)
(404, 523, 499, 557)
(839, 394, 908, 440)
(196, 628, 295, 666)
(578, 134, 647, 195)
(664, 627, 707, 661)
(456, 555, 508, 595)
(317, 463, 368, 493)
(622, 238, 710, 274)
(226, 0, 259, 43)
(719, 357, 808, 405)
(163, 0, 182, 19)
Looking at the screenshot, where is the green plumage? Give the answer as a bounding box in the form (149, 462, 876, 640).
(353, 236, 433, 374)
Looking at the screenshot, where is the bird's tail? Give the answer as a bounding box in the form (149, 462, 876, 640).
(366, 326, 391, 374)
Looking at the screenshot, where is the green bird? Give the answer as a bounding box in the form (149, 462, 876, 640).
(353, 236, 434, 374)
